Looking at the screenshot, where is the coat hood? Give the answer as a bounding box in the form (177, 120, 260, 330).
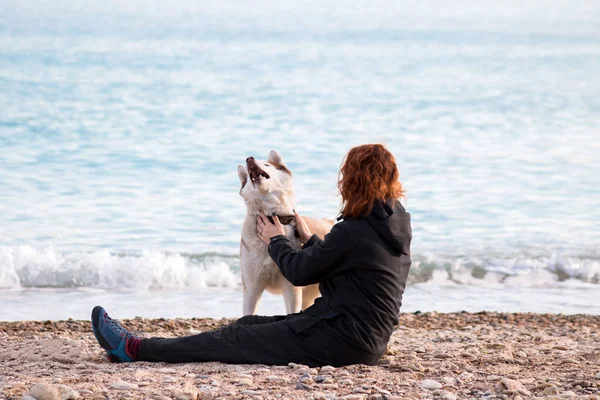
(362, 200, 411, 255)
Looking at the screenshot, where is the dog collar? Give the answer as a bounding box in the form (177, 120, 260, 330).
(267, 215, 295, 225)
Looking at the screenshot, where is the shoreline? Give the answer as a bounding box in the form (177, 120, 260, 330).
(2, 312, 599, 399)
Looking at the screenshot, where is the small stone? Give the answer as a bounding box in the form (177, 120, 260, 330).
(318, 384, 338, 390)
(536, 383, 553, 390)
(320, 365, 336, 373)
(516, 350, 528, 358)
(198, 387, 213, 400)
(30, 384, 79, 400)
(210, 380, 220, 387)
(22, 396, 37, 400)
(440, 377, 457, 386)
(540, 385, 559, 396)
(352, 386, 371, 394)
(312, 392, 327, 400)
(237, 378, 252, 385)
(172, 389, 199, 400)
(110, 381, 138, 391)
(83, 385, 98, 393)
(266, 375, 284, 382)
(158, 368, 177, 374)
(375, 387, 391, 396)
(496, 378, 531, 397)
(240, 390, 261, 395)
(519, 378, 535, 385)
(339, 379, 354, 385)
(295, 383, 311, 390)
(459, 372, 474, 380)
(571, 380, 592, 388)
(314, 375, 327, 383)
(389, 363, 415, 372)
(560, 391, 577, 398)
(163, 376, 176, 383)
(421, 379, 443, 390)
(441, 392, 457, 400)
(256, 368, 270, 373)
(595, 372, 600, 379)
(560, 359, 580, 365)
(404, 391, 422, 400)
(30, 385, 60, 400)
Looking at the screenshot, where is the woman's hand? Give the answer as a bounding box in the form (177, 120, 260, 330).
(294, 210, 313, 244)
(257, 213, 285, 244)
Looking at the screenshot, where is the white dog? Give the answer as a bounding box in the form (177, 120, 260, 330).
(237, 150, 334, 315)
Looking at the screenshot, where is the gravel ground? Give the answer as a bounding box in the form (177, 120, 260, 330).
(1, 312, 599, 400)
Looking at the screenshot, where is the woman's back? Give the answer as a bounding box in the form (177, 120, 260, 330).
(299, 200, 412, 355)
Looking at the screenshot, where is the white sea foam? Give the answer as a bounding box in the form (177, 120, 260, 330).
(0, 246, 238, 290)
(1, 246, 598, 291)
(401, 253, 600, 288)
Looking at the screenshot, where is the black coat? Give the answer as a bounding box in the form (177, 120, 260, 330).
(268, 199, 412, 364)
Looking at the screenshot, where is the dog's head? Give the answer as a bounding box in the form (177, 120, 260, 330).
(238, 150, 294, 214)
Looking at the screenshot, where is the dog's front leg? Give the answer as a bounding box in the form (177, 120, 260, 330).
(242, 284, 264, 316)
(281, 281, 303, 314)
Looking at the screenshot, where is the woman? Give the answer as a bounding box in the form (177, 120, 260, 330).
(91, 144, 412, 367)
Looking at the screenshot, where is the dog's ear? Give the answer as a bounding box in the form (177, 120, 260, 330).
(268, 150, 284, 166)
(268, 150, 292, 175)
(237, 165, 248, 187)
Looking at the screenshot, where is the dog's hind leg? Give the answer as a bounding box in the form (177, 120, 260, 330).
(243, 285, 263, 316)
(282, 281, 303, 314)
(301, 284, 320, 310)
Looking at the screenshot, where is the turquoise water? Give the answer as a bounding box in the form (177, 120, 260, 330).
(1, 0, 599, 319)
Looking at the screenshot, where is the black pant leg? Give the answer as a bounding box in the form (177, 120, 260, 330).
(233, 314, 288, 326)
(138, 318, 295, 365)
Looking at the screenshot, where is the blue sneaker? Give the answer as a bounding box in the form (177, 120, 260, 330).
(91, 306, 139, 363)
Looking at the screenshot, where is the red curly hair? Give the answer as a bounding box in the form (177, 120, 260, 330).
(338, 144, 405, 218)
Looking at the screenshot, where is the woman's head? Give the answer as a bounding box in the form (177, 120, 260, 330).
(338, 144, 404, 218)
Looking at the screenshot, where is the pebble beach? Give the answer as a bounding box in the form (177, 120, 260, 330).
(1, 312, 599, 400)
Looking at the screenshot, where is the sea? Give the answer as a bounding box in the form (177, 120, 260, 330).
(1, 0, 599, 321)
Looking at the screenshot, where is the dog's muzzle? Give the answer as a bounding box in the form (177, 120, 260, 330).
(246, 157, 270, 186)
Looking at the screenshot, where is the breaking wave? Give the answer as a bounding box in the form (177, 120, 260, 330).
(0, 246, 598, 290)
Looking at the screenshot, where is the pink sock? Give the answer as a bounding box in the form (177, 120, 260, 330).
(126, 337, 141, 360)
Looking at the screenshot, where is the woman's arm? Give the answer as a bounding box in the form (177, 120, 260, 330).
(268, 223, 352, 286)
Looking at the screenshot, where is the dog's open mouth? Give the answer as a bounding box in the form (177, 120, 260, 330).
(247, 158, 270, 186)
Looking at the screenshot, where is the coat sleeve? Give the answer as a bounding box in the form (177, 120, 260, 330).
(267, 223, 353, 286)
